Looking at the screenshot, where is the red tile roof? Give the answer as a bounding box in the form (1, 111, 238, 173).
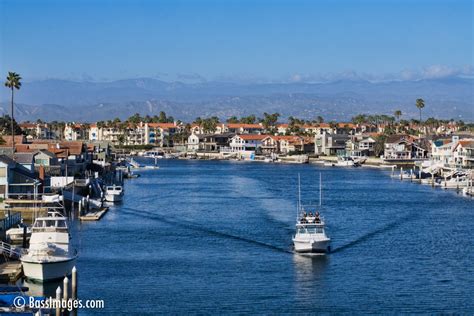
(237, 134, 268, 140)
(227, 123, 262, 129)
(148, 123, 176, 129)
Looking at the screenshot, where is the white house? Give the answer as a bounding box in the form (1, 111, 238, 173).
(187, 134, 200, 151)
(229, 134, 267, 153)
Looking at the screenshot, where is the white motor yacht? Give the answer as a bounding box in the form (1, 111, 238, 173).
(105, 185, 124, 202)
(21, 211, 77, 282)
(293, 212, 331, 253)
(292, 174, 331, 254)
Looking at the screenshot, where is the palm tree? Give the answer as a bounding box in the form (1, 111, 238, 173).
(394, 110, 402, 122)
(4, 72, 22, 152)
(416, 98, 425, 123)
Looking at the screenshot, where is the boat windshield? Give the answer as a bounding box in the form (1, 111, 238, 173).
(32, 219, 68, 231)
(297, 227, 324, 234)
(107, 186, 122, 191)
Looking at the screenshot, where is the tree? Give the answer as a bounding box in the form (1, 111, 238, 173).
(226, 116, 239, 124)
(128, 113, 142, 124)
(416, 98, 425, 122)
(394, 110, 402, 122)
(201, 117, 220, 133)
(374, 134, 387, 157)
(315, 116, 324, 124)
(240, 115, 257, 124)
(260, 112, 280, 132)
(351, 114, 367, 125)
(0, 115, 22, 136)
(4, 72, 22, 151)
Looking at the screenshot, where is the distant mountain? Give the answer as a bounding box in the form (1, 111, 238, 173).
(0, 77, 472, 122)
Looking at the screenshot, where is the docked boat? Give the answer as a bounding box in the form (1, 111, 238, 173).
(21, 211, 77, 282)
(292, 174, 331, 254)
(143, 150, 164, 158)
(336, 156, 355, 167)
(6, 224, 31, 244)
(105, 185, 124, 202)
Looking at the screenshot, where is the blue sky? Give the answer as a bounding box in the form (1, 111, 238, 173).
(0, 0, 472, 82)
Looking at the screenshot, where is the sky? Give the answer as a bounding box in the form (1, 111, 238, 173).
(0, 0, 473, 82)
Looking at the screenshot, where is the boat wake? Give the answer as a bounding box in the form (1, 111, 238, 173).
(121, 207, 293, 254)
(330, 212, 419, 254)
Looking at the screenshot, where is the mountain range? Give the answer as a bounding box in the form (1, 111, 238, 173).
(0, 77, 472, 122)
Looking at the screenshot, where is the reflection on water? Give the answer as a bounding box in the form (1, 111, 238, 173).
(293, 254, 329, 311)
(293, 253, 328, 282)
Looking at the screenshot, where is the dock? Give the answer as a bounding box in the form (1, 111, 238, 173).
(0, 261, 23, 283)
(79, 207, 109, 221)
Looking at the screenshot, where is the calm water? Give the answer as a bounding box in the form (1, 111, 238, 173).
(34, 160, 474, 314)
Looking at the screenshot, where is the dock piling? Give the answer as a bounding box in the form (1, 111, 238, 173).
(400, 167, 403, 180)
(56, 286, 62, 316)
(63, 277, 69, 302)
(72, 266, 77, 300)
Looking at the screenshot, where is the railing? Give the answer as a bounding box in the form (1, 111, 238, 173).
(0, 241, 25, 259)
(0, 212, 22, 232)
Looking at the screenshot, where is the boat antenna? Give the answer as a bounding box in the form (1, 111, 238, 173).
(297, 173, 301, 221)
(319, 172, 322, 207)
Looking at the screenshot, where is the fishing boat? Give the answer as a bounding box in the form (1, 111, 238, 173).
(21, 211, 77, 282)
(292, 174, 331, 254)
(6, 224, 31, 244)
(105, 185, 124, 202)
(336, 156, 355, 167)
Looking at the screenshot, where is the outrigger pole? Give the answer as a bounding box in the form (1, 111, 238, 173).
(319, 172, 322, 207)
(297, 173, 301, 221)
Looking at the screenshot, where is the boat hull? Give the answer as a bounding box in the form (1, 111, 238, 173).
(21, 257, 77, 282)
(293, 239, 330, 253)
(105, 193, 123, 202)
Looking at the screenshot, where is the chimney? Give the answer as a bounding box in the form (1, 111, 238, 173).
(39, 164, 45, 181)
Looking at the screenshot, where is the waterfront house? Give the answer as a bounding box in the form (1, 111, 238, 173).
(197, 133, 235, 152)
(0, 155, 40, 200)
(187, 133, 200, 151)
(452, 139, 474, 168)
(229, 134, 267, 153)
(346, 135, 377, 156)
(260, 135, 309, 154)
(383, 135, 428, 160)
(314, 132, 350, 156)
(431, 136, 474, 168)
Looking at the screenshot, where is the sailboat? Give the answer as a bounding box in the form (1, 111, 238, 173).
(292, 174, 331, 253)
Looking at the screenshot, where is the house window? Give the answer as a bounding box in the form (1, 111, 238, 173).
(0, 167, 6, 177)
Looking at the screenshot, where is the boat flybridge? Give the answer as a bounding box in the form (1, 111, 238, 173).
(105, 184, 124, 202)
(20, 210, 77, 282)
(292, 174, 331, 254)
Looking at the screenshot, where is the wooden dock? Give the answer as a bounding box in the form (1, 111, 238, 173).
(0, 261, 23, 282)
(79, 207, 109, 221)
